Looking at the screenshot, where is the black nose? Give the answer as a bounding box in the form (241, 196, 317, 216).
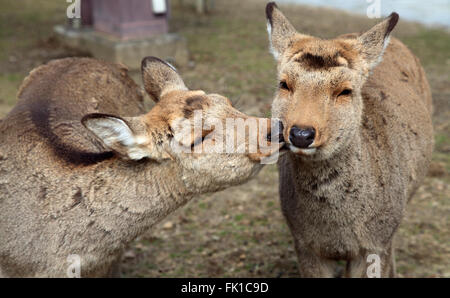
(289, 126, 315, 148)
(266, 120, 285, 143)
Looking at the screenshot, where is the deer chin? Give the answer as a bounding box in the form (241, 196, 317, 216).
(288, 144, 317, 156)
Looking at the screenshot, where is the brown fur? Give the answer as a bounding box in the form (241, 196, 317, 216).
(0, 57, 281, 277)
(266, 2, 433, 277)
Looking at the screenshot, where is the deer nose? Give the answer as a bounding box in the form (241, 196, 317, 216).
(289, 126, 315, 148)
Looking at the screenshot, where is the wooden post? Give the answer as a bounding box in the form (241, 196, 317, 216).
(91, 0, 169, 40)
(81, 0, 94, 26)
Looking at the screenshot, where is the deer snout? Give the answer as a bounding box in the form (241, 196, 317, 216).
(248, 118, 285, 162)
(289, 126, 316, 148)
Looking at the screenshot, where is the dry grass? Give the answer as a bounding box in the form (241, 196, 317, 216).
(0, 0, 448, 277)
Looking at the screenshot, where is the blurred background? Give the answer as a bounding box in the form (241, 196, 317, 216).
(278, 0, 450, 27)
(0, 0, 448, 277)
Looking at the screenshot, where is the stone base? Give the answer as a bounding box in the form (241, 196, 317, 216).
(54, 25, 189, 70)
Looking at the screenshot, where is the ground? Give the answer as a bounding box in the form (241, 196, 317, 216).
(0, 0, 448, 277)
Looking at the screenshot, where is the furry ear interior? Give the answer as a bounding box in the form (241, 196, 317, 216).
(357, 12, 399, 69)
(82, 113, 152, 160)
(266, 2, 303, 59)
(141, 56, 187, 102)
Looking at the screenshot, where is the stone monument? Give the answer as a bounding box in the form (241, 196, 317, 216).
(55, 0, 188, 70)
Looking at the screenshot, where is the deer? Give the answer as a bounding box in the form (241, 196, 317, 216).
(0, 56, 283, 277)
(265, 2, 433, 277)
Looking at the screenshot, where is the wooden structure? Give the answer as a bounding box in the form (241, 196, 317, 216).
(79, 0, 169, 40)
(58, 0, 188, 69)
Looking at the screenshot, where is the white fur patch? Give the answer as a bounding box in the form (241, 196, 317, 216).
(289, 145, 317, 155)
(134, 135, 149, 145)
(383, 35, 391, 52)
(373, 35, 391, 68)
(85, 117, 150, 160)
(127, 147, 150, 160)
(86, 117, 134, 146)
(369, 35, 392, 69)
(163, 60, 177, 72)
(267, 21, 279, 59)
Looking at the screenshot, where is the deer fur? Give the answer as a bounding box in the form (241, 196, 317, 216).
(0, 57, 281, 277)
(266, 2, 433, 277)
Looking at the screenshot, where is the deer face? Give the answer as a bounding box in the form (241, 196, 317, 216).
(82, 57, 284, 192)
(266, 2, 398, 160)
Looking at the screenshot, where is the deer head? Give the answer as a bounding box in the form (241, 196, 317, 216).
(82, 57, 284, 192)
(266, 2, 398, 160)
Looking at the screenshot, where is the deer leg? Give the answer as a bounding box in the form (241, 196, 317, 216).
(346, 245, 395, 278)
(385, 243, 396, 278)
(294, 244, 337, 277)
(345, 254, 367, 278)
(106, 251, 123, 278)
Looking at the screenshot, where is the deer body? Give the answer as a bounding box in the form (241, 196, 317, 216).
(266, 3, 433, 277)
(0, 57, 281, 277)
(0, 149, 191, 277)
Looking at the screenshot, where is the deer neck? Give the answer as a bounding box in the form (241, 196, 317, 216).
(287, 130, 365, 197)
(81, 158, 193, 243)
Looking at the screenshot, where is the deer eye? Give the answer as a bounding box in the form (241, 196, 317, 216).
(338, 89, 352, 97)
(279, 81, 289, 91)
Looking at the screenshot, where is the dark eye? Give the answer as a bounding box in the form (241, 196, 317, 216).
(338, 89, 352, 97)
(279, 81, 289, 91)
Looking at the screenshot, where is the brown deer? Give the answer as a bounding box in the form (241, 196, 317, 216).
(0, 57, 283, 277)
(265, 2, 433, 277)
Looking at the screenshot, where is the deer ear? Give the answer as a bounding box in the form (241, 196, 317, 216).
(82, 113, 153, 160)
(141, 56, 187, 102)
(266, 2, 303, 60)
(358, 12, 399, 69)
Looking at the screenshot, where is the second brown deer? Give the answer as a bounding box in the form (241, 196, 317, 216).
(266, 2, 433, 277)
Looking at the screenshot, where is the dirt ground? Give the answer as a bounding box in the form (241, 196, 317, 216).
(0, 0, 448, 277)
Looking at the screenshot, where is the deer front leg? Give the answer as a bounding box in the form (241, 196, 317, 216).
(345, 254, 367, 277)
(346, 245, 395, 278)
(106, 251, 123, 278)
(294, 243, 337, 277)
(388, 245, 396, 277)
